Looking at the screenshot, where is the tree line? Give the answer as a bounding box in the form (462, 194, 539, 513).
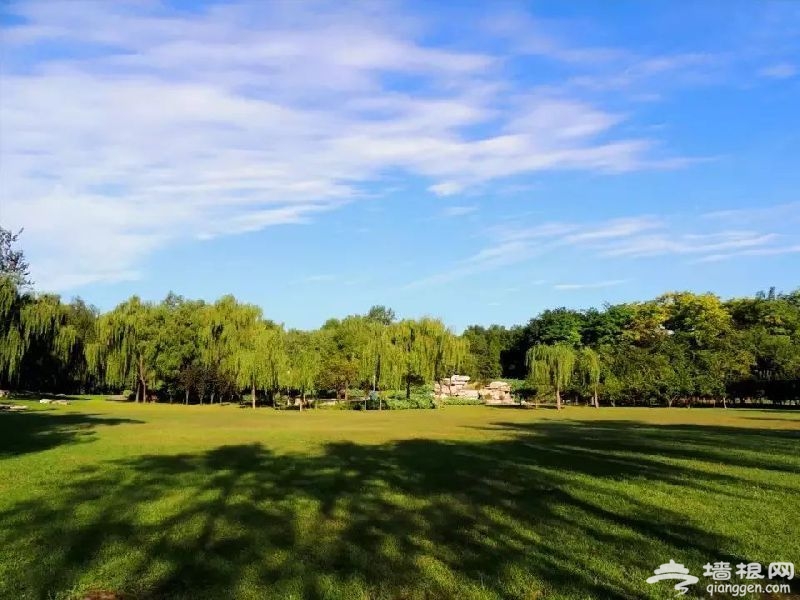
(2, 226, 799, 408)
(1, 283, 467, 407)
(464, 288, 800, 407)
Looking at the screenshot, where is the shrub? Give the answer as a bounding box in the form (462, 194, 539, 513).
(441, 396, 483, 406)
(508, 379, 537, 401)
(315, 400, 353, 410)
(381, 386, 437, 410)
(383, 397, 437, 410)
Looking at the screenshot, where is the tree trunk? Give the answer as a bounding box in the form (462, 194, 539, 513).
(406, 378, 411, 400)
(211, 391, 216, 405)
(593, 389, 599, 407)
(722, 396, 728, 409)
(344, 386, 349, 403)
(135, 380, 141, 403)
(251, 384, 256, 409)
(555, 387, 562, 410)
(184, 389, 189, 405)
(138, 356, 146, 402)
(300, 391, 305, 412)
(379, 395, 382, 411)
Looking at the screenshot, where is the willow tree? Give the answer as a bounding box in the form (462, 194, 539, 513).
(87, 296, 159, 402)
(235, 319, 285, 409)
(429, 324, 468, 384)
(358, 320, 403, 409)
(199, 296, 258, 404)
(579, 347, 601, 407)
(392, 318, 466, 400)
(0, 278, 27, 385)
(1, 279, 78, 388)
(286, 330, 322, 409)
(207, 297, 286, 407)
(526, 343, 576, 410)
(261, 324, 287, 407)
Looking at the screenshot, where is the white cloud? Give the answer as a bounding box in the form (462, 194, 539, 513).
(1, 2, 695, 289)
(759, 63, 797, 79)
(554, 280, 628, 291)
(404, 217, 657, 289)
(404, 208, 800, 288)
(600, 231, 781, 258)
(694, 244, 800, 263)
(442, 205, 478, 217)
(702, 202, 800, 223)
(564, 217, 662, 243)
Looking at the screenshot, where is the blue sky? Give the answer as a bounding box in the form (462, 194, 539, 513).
(1, 1, 799, 330)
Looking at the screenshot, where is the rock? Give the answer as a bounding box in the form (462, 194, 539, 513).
(480, 381, 514, 404)
(82, 590, 127, 600)
(39, 399, 53, 404)
(487, 381, 511, 390)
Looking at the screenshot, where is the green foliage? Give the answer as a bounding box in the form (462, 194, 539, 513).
(440, 396, 483, 406)
(526, 343, 577, 409)
(365, 305, 396, 326)
(462, 325, 509, 381)
(532, 308, 585, 346)
(383, 386, 437, 409)
(285, 330, 322, 402)
(393, 318, 466, 399)
(0, 280, 80, 388)
(3, 275, 800, 408)
(0, 226, 31, 286)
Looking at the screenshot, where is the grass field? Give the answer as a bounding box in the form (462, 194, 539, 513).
(1, 400, 798, 600)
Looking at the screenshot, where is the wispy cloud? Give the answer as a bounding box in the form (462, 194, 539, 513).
(404, 217, 658, 289)
(702, 202, 800, 223)
(694, 245, 800, 263)
(600, 231, 781, 258)
(442, 205, 478, 217)
(554, 279, 628, 291)
(758, 63, 797, 79)
(405, 206, 800, 288)
(1, 2, 696, 289)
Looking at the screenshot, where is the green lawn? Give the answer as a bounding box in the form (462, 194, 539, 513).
(1, 400, 798, 600)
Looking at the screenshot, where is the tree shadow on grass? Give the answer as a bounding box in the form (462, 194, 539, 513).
(0, 420, 798, 599)
(0, 410, 141, 457)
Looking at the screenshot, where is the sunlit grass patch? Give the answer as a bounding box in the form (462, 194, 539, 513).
(1, 401, 798, 599)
